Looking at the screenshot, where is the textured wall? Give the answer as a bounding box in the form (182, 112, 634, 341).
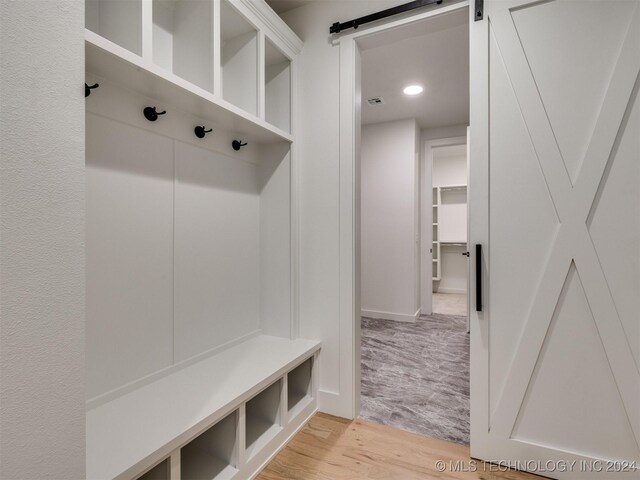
(0, 0, 86, 478)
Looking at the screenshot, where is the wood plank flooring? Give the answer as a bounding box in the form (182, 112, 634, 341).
(257, 413, 542, 480)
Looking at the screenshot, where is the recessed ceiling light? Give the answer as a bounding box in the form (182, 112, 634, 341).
(403, 85, 423, 96)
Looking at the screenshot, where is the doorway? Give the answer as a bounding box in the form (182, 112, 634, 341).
(424, 137, 470, 320)
(356, 5, 471, 445)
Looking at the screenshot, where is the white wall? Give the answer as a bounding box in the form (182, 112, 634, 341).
(0, 0, 86, 477)
(361, 119, 420, 322)
(280, 0, 405, 417)
(433, 148, 467, 186)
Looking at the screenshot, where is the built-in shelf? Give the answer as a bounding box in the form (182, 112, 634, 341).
(245, 380, 283, 459)
(221, 0, 258, 115)
(181, 411, 238, 480)
(86, 0, 142, 55)
(439, 184, 467, 191)
(136, 459, 169, 480)
(85, 31, 293, 144)
(152, 0, 214, 93)
(287, 358, 313, 419)
(265, 38, 291, 133)
(87, 336, 320, 480)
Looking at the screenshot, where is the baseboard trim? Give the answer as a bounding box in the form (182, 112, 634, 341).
(360, 308, 420, 323)
(436, 287, 467, 295)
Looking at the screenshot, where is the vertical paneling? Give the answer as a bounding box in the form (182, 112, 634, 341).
(174, 141, 261, 361)
(86, 114, 175, 399)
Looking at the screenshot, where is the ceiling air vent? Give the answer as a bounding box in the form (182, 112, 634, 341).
(366, 96, 385, 106)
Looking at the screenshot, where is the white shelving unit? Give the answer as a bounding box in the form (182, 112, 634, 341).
(432, 187, 441, 282)
(287, 357, 313, 419)
(85, 1, 312, 479)
(88, 337, 320, 480)
(265, 38, 291, 133)
(86, 0, 143, 55)
(181, 411, 238, 480)
(221, 0, 258, 115)
(152, 0, 214, 92)
(245, 381, 283, 459)
(137, 459, 170, 480)
(432, 184, 467, 289)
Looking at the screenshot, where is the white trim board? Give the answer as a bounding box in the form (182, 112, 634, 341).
(361, 309, 420, 323)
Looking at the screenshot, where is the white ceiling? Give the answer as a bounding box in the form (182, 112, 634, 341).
(360, 7, 469, 129)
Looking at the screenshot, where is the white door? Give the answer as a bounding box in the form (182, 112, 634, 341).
(469, 1, 640, 478)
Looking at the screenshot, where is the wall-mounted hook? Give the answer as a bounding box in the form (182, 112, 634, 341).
(194, 126, 213, 138)
(143, 106, 167, 122)
(232, 140, 248, 151)
(85, 83, 99, 97)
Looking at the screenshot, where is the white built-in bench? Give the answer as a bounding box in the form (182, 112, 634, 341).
(87, 336, 320, 480)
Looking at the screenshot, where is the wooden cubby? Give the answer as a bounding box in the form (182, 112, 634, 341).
(181, 410, 238, 480)
(265, 38, 291, 133)
(86, 0, 142, 55)
(136, 459, 169, 480)
(152, 0, 214, 92)
(245, 380, 282, 459)
(287, 357, 313, 418)
(221, 0, 258, 115)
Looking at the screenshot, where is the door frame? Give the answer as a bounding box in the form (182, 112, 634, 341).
(335, 0, 471, 421)
(422, 135, 468, 318)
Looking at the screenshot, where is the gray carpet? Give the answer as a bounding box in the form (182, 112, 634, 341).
(360, 313, 470, 445)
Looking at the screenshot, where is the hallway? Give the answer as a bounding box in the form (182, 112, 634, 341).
(359, 313, 469, 445)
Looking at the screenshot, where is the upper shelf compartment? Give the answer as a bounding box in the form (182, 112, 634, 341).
(265, 38, 291, 133)
(152, 0, 214, 93)
(221, 0, 259, 116)
(86, 0, 143, 55)
(85, 0, 301, 144)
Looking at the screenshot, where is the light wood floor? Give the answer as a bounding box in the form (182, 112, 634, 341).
(257, 413, 542, 480)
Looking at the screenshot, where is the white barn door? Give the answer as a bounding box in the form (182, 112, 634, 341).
(469, 1, 640, 478)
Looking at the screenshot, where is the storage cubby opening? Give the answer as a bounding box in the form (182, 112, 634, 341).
(264, 39, 291, 133)
(432, 261, 439, 280)
(181, 410, 239, 480)
(86, 0, 143, 55)
(287, 358, 312, 414)
(221, 0, 258, 115)
(136, 459, 169, 480)
(152, 0, 214, 92)
(433, 224, 438, 242)
(245, 380, 282, 458)
(433, 206, 438, 223)
(432, 187, 438, 205)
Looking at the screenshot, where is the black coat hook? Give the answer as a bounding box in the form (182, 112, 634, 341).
(232, 140, 248, 151)
(194, 126, 213, 138)
(144, 106, 167, 122)
(85, 83, 99, 97)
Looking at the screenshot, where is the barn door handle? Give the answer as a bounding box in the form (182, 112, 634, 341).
(475, 244, 482, 312)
